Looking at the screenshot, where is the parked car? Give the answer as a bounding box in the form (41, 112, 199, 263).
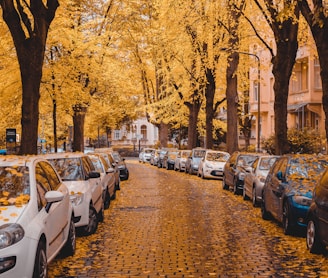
(197, 150, 230, 179)
(150, 149, 160, 166)
(222, 152, 259, 195)
(139, 148, 156, 163)
(157, 148, 178, 168)
(306, 167, 328, 253)
(174, 150, 191, 172)
(94, 149, 121, 191)
(163, 150, 179, 170)
(45, 152, 104, 235)
(185, 148, 207, 175)
(111, 151, 129, 181)
(0, 156, 76, 277)
(243, 155, 279, 206)
(261, 154, 326, 235)
(87, 153, 116, 209)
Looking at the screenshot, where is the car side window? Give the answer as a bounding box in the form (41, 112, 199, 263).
(35, 163, 52, 211)
(39, 161, 61, 191)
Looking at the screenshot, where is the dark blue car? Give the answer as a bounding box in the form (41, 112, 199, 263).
(261, 154, 326, 235)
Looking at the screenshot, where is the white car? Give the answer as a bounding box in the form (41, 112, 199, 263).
(174, 150, 191, 171)
(45, 152, 104, 235)
(197, 150, 230, 179)
(0, 156, 75, 278)
(87, 153, 116, 209)
(139, 148, 155, 163)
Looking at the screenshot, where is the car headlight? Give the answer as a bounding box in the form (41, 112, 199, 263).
(205, 163, 213, 169)
(0, 224, 24, 249)
(238, 172, 245, 180)
(259, 176, 267, 183)
(292, 195, 312, 206)
(70, 193, 84, 206)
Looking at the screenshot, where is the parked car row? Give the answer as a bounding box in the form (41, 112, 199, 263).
(0, 148, 128, 277)
(222, 151, 328, 254)
(143, 148, 328, 255)
(144, 147, 230, 179)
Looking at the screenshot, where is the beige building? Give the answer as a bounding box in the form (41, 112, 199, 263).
(246, 46, 325, 150)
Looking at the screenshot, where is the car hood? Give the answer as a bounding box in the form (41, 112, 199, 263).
(63, 180, 89, 194)
(0, 205, 27, 224)
(206, 160, 226, 167)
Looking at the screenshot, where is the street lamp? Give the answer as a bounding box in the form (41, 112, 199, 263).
(221, 48, 261, 151)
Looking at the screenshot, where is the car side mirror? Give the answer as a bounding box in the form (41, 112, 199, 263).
(106, 168, 115, 174)
(276, 171, 283, 181)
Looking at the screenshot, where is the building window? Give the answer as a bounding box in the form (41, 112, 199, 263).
(114, 130, 120, 140)
(253, 81, 259, 102)
(141, 125, 147, 140)
(291, 59, 308, 93)
(314, 59, 322, 89)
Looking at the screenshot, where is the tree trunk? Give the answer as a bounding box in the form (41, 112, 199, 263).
(272, 36, 298, 155)
(1, 0, 59, 155)
(72, 105, 87, 152)
(205, 68, 216, 149)
(185, 99, 202, 149)
(298, 1, 328, 151)
(226, 52, 240, 154)
(158, 122, 168, 148)
(53, 98, 58, 152)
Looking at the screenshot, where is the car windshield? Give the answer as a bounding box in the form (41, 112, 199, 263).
(182, 152, 190, 158)
(194, 150, 206, 158)
(287, 157, 325, 179)
(49, 158, 84, 181)
(144, 149, 154, 154)
(0, 166, 30, 206)
(89, 156, 103, 173)
(207, 152, 229, 162)
(259, 157, 277, 170)
(238, 155, 257, 166)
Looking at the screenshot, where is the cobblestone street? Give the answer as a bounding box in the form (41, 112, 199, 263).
(49, 159, 328, 277)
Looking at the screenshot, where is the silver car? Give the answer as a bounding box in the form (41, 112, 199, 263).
(243, 155, 278, 206)
(174, 150, 191, 171)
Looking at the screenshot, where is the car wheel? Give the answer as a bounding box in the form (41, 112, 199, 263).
(252, 187, 258, 207)
(222, 176, 229, 190)
(98, 202, 105, 223)
(111, 190, 117, 200)
(33, 240, 47, 278)
(104, 190, 111, 209)
(61, 218, 76, 257)
(307, 219, 325, 254)
(261, 199, 271, 220)
(115, 178, 121, 191)
(81, 206, 98, 235)
(283, 201, 294, 235)
(201, 170, 205, 179)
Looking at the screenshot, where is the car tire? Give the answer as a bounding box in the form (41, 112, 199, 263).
(61, 218, 76, 257)
(33, 240, 47, 278)
(252, 187, 258, 207)
(98, 202, 105, 223)
(261, 199, 271, 220)
(111, 190, 117, 200)
(81, 206, 98, 236)
(243, 187, 249, 200)
(283, 201, 294, 235)
(104, 190, 111, 209)
(233, 180, 239, 195)
(222, 176, 229, 190)
(115, 179, 121, 191)
(201, 170, 205, 179)
(306, 219, 325, 254)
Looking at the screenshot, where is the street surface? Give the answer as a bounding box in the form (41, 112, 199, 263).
(49, 158, 328, 277)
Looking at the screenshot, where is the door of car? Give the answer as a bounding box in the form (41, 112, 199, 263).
(265, 157, 288, 219)
(82, 157, 103, 212)
(314, 176, 328, 244)
(35, 161, 69, 256)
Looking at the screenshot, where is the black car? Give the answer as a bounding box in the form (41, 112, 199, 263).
(306, 167, 328, 253)
(110, 151, 129, 181)
(222, 152, 259, 195)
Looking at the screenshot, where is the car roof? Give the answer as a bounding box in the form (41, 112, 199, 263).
(0, 155, 44, 167)
(42, 152, 86, 159)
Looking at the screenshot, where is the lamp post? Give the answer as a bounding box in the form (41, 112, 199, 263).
(221, 48, 261, 151)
